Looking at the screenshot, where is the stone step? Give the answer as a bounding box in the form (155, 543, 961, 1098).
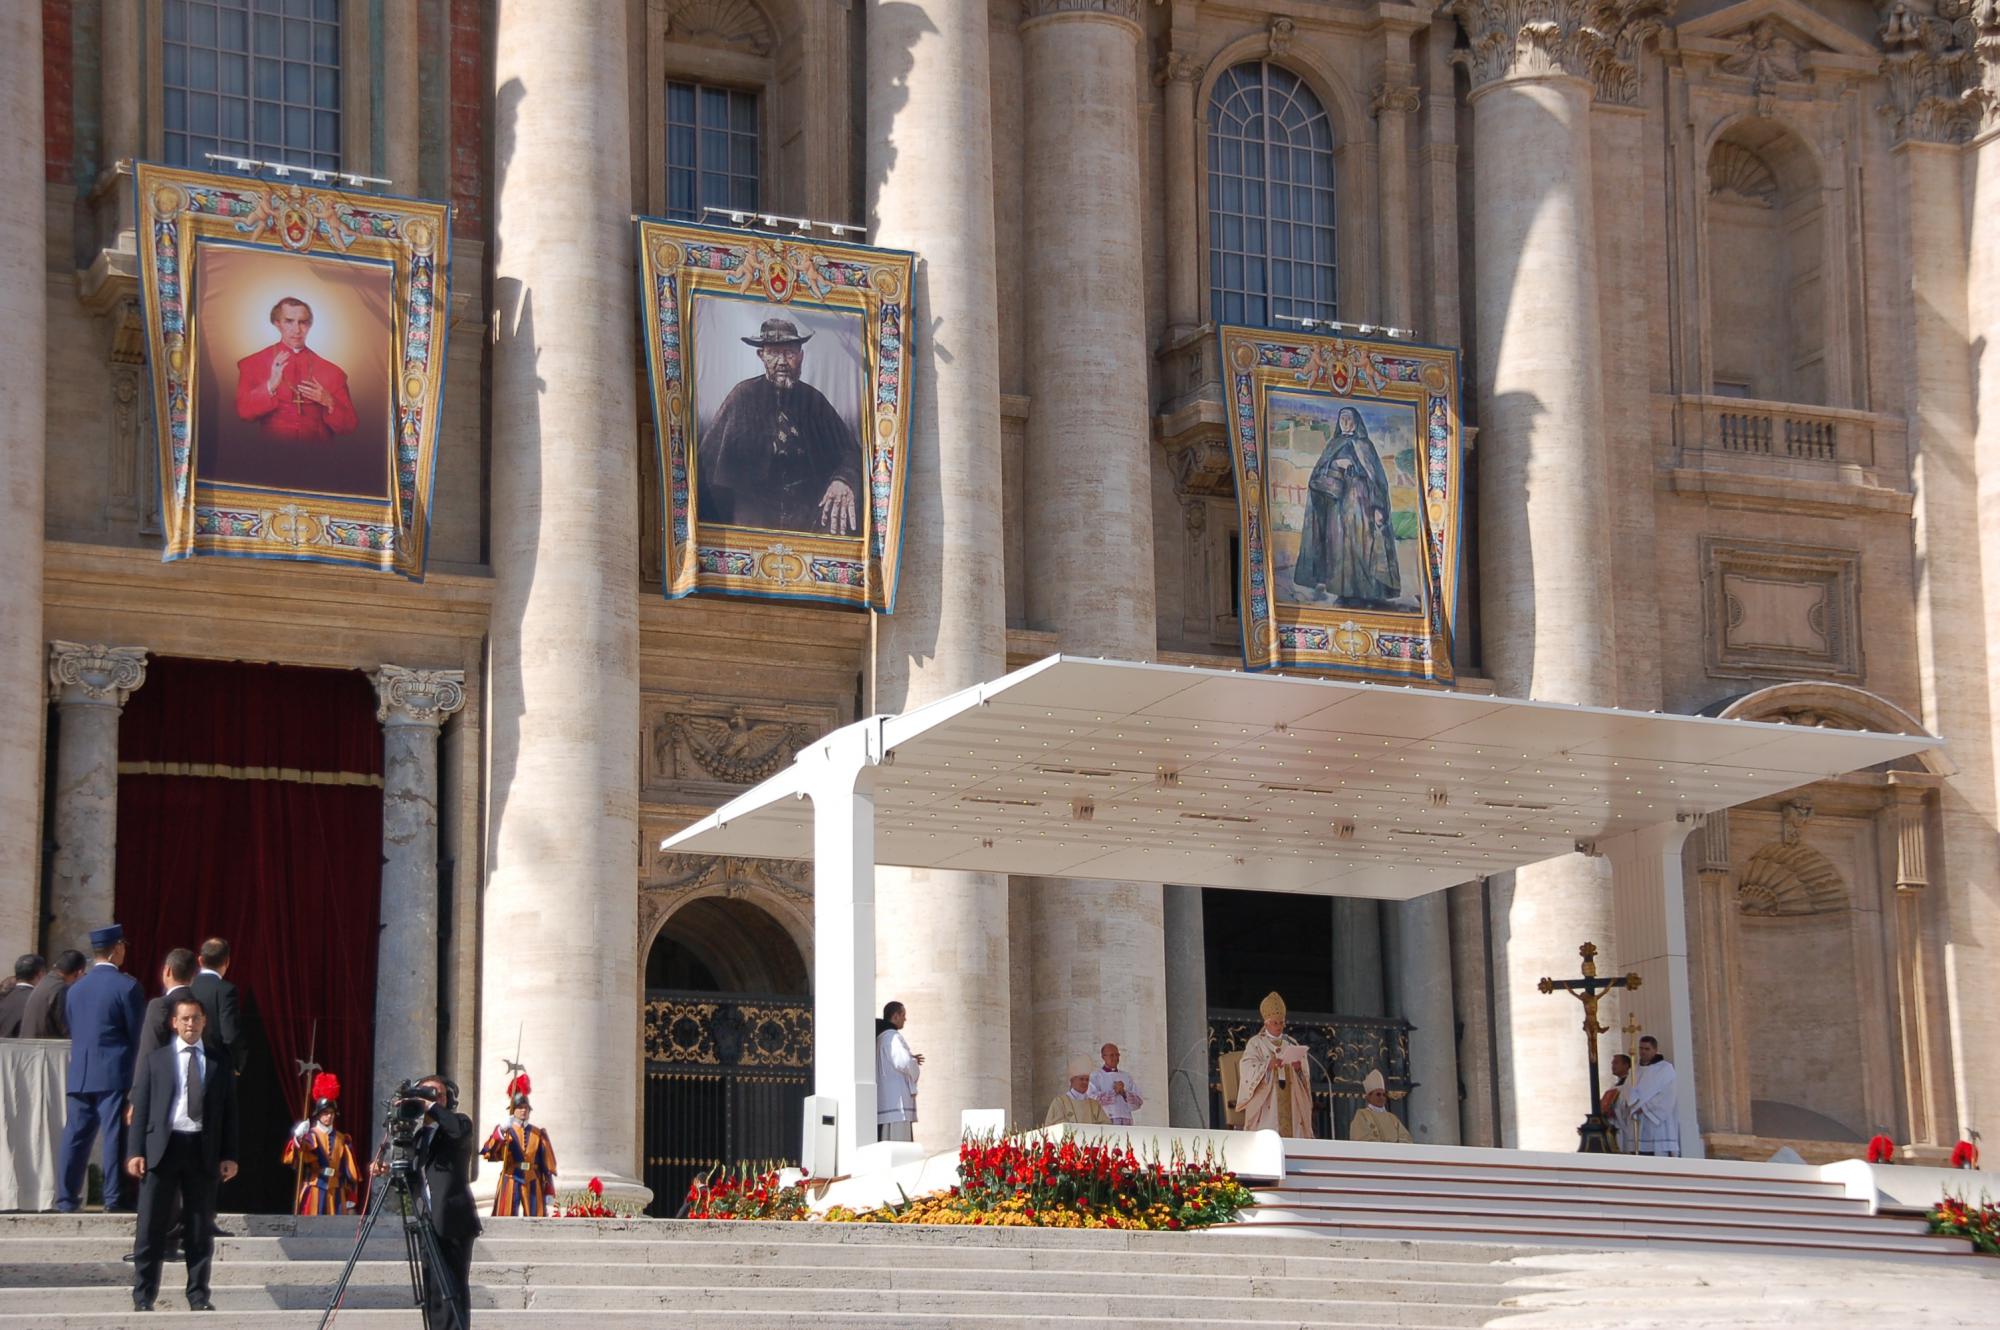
(1276, 1151, 1849, 1199)
(1243, 1213, 1969, 1258)
(0, 1314, 1485, 1330)
(0, 1259, 1515, 1304)
(1259, 1184, 1893, 1228)
(1247, 1191, 1933, 1238)
(1278, 1168, 1868, 1212)
(2, 1285, 1505, 1326)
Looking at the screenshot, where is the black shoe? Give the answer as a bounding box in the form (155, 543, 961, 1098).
(186, 1297, 215, 1311)
(208, 1226, 233, 1238)
(132, 1295, 153, 1312)
(121, 1252, 136, 1264)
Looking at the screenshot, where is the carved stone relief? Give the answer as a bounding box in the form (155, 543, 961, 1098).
(664, 0, 775, 56)
(646, 693, 836, 795)
(1877, 0, 2000, 143)
(1702, 538, 1862, 683)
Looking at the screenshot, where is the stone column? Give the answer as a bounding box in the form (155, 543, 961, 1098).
(1372, 25, 1422, 330)
(1158, 47, 1202, 341)
(1447, 880, 1498, 1145)
(0, 3, 44, 958)
(1019, 0, 1167, 1123)
(1333, 898, 1385, 1014)
(864, 0, 1012, 1149)
(380, 0, 422, 190)
(1388, 893, 1461, 1145)
(43, 645, 148, 956)
(369, 666, 465, 1141)
(1162, 884, 1209, 1126)
(1451, 0, 1656, 1150)
(1688, 814, 1748, 1136)
(483, 0, 643, 1198)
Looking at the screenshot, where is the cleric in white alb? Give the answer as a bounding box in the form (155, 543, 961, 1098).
(1087, 1043, 1143, 1126)
(1622, 1034, 1680, 1156)
(874, 1000, 923, 1142)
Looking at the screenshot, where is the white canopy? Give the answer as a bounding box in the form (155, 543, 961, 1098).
(663, 654, 1941, 899)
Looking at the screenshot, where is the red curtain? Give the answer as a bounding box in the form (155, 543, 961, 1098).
(115, 659, 383, 1135)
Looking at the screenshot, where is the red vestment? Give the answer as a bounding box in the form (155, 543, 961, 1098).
(234, 342, 359, 442)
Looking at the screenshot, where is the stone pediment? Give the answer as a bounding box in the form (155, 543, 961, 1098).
(1678, 1, 1884, 59)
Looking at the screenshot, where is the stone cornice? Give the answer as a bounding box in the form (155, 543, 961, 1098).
(371, 664, 468, 727)
(1451, 0, 1676, 103)
(47, 642, 149, 708)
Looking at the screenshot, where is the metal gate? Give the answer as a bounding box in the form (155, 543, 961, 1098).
(642, 989, 813, 1216)
(1208, 1009, 1413, 1140)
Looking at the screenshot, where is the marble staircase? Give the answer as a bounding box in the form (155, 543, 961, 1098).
(1243, 1139, 1973, 1258)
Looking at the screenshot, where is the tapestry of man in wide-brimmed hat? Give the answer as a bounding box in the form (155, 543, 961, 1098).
(1220, 325, 1465, 684)
(636, 218, 916, 612)
(132, 163, 453, 579)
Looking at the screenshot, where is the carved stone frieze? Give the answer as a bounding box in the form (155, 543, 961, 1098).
(1268, 16, 1297, 58)
(1162, 433, 1236, 499)
(637, 852, 813, 949)
(647, 694, 835, 791)
(663, 0, 774, 56)
(1877, 0, 1999, 142)
(1738, 839, 1847, 916)
(1700, 538, 1862, 684)
(1020, 0, 1142, 24)
(1719, 16, 1808, 112)
(1450, 0, 1675, 103)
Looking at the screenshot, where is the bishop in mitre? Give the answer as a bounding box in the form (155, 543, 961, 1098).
(1237, 992, 1315, 1138)
(1044, 1058, 1112, 1128)
(1346, 1068, 1412, 1144)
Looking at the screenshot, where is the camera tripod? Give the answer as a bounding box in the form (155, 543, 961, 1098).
(316, 1150, 465, 1330)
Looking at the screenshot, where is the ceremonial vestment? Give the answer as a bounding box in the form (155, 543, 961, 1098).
(1043, 1089, 1110, 1128)
(1087, 1066, 1143, 1126)
(1237, 1031, 1315, 1139)
(482, 1121, 558, 1216)
(1623, 1058, 1680, 1156)
(876, 1028, 920, 1141)
(283, 1123, 361, 1215)
(1346, 1103, 1412, 1144)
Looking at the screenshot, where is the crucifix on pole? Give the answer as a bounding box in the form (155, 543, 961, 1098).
(1537, 942, 1641, 1153)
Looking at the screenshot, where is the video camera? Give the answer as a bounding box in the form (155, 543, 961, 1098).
(385, 1079, 444, 1152)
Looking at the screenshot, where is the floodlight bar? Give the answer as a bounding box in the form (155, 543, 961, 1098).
(203, 153, 392, 191)
(1274, 313, 1418, 341)
(699, 206, 866, 238)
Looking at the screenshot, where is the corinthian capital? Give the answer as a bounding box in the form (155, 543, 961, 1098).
(47, 642, 149, 708)
(371, 664, 467, 727)
(1155, 50, 1203, 87)
(1451, 0, 1675, 102)
(1878, 0, 1989, 143)
(1021, 0, 1141, 27)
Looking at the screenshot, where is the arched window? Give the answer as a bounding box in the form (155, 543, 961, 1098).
(1704, 123, 1828, 405)
(1207, 62, 1337, 328)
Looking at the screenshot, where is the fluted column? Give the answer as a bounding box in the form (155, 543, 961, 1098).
(1019, 0, 1167, 1124)
(864, 0, 1012, 1149)
(1373, 43, 1421, 329)
(44, 645, 148, 956)
(380, 0, 421, 190)
(0, 4, 44, 958)
(484, 0, 642, 1197)
(369, 666, 465, 1141)
(1452, 0, 1658, 1149)
(1158, 48, 1202, 340)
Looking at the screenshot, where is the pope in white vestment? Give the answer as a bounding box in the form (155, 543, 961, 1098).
(1622, 1038, 1680, 1156)
(1236, 991, 1316, 1138)
(875, 1001, 921, 1142)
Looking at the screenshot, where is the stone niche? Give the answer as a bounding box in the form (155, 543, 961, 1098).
(1701, 537, 1861, 682)
(644, 692, 839, 801)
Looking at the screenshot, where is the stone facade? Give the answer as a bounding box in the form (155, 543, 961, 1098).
(4, 0, 1996, 1185)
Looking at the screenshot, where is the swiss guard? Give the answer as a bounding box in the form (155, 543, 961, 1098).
(283, 1073, 362, 1215)
(482, 1072, 559, 1216)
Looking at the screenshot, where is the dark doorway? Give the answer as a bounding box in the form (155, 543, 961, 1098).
(642, 897, 810, 1216)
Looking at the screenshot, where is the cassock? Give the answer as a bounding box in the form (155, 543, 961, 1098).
(876, 1028, 919, 1139)
(234, 343, 359, 441)
(1043, 1090, 1110, 1129)
(1346, 1104, 1413, 1144)
(1087, 1066, 1143, 1126)
(1603, 1071, 1635, 1150)
(696, 375, 862, 533)
(1622, 1058, 1681, 1156)
(283, 1122, 362, 1215)
(1237, 1031, 1315, 1139)
(482, 1121, 558, 1216)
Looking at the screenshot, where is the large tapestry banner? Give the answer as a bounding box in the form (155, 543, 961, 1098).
(636, 219, 915, 611)
(134, 163, 452, 578)
(1220, 326, 1464, 684)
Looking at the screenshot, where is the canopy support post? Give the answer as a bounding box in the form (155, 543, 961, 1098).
(805, 720, 886, 1173)
(1604, 818, 1705, 1159)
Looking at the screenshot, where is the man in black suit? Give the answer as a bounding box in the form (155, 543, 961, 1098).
(135, 949, 200, 1066)
(22, 951, 86, 1039)
(125, 996, 238, 1312)
(0, 954, 45, 1036)
(189, 939, 245, 1076)
(373, 1075, 480, 1328)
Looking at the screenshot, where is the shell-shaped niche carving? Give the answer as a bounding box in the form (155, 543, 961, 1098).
(1709, 141, 1779, 207)
(1737, 841, 1847, 917)
(666, 0, 775, 56)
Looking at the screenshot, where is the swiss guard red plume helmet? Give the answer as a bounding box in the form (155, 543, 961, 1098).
(507, 1072, 532, 1110)
(311, 1072, 340, 1115)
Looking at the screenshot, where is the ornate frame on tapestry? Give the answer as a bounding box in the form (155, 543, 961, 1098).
(635, 218, 915, 611)
(1218, 325, 1464, 683)
(132, 163, 452, 579)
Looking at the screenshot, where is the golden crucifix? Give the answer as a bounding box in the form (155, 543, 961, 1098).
(1537, 942, 1641, 1152)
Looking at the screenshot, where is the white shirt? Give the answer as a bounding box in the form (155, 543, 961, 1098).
(170, 1036, 208, 1133)
(1087, 1066, 1143, 1124)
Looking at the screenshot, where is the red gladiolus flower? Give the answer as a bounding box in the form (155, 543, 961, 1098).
(588, 1176, 605, 1197)
(1866, 1135, 1896, 1165)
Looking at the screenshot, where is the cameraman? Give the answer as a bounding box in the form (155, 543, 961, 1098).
(373, 1076, 480, 1327)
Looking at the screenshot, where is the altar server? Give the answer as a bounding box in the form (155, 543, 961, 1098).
(283, 1073, 361, 1215)
(1088, 1043, 1143, 1126)
(1236, 992, 1315, 1138)
(1045, 1058, 1111, 1128)
(483, 1074, 559, 1216)
(875, 1001, 922, 1142)
(1346, 1068, 1413, 1143)
(1622, 1034, 1680, 1156)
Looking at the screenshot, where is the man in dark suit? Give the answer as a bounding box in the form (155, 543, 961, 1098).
(57, 925, 145, 1213)
(0, 953, 45, 1036)
(23, 950, 87, 1039)
(125, 996, 239, 1312)
(189, 939, 246, 1077)
(374, 1076, 480, 1327)
(134, 950, 200, 1067)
